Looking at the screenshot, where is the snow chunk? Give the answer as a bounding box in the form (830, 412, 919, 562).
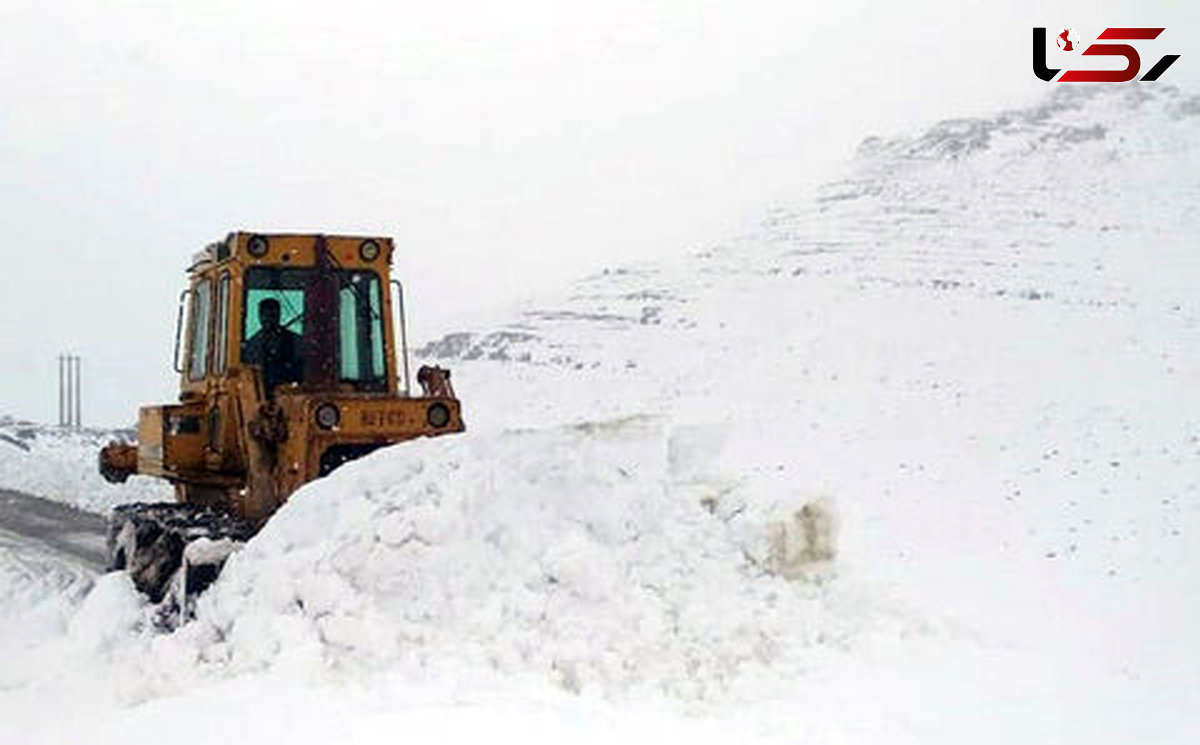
(67, 572, 148, 655)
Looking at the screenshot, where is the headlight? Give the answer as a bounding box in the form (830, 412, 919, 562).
(315, 403, 341, 430)
(426, 403, 451, 429)
(359, 239, 381, 261)
(247, 235, 270, 257)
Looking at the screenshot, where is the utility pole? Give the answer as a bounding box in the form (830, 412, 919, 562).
(58, 355, 65, 426)
(74, 356, 82, 429)
(58, 354, 82, 429)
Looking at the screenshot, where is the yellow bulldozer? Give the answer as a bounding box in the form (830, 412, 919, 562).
(99, 232, 464, 603)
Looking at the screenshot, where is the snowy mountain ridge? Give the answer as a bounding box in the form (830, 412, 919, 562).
(419, 84, 1199, 373)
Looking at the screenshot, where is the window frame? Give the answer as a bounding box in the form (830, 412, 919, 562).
(239, 266, 389, 391)
(187, 278, 214, 382)
(337, 270, 387, 387)
(241, 267, 307, 348)
(213, 273, 231, 374)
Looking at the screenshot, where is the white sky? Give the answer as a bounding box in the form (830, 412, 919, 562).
(1, 0, 1195, 426)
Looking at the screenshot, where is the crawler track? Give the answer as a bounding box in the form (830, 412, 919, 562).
(109, 502, 258, 603)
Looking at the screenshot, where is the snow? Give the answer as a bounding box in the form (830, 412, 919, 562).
(0, 529, 93, 654)
(0, 418, 172, 512)
(174, 418, 875, 699)
(2, 85, 1199, 742)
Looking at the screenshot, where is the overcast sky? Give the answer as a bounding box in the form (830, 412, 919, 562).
(1, 0, 1195, 426)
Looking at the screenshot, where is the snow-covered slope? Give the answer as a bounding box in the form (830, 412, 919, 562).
(421, 86, 1198, 382)
(2, 85, 1198, 743)
(0, 417, 172, 511)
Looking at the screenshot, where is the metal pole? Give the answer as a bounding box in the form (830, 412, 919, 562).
(66, 356, 72, 428)
(390, 280, 411, 395)
(62, 355, 69, 427)
(65, 355, 75, 429)
(74, 356, 82, 429)
(58, 355, 64, 426)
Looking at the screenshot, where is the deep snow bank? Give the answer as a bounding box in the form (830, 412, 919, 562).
(171, 417, 895, 700)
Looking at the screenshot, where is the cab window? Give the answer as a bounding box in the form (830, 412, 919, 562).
(239, 266, 386, 392)
(338, 271, 385, 386)
(213, 274, 231, 374)
(242, 267, 306, 393)
(187, 279, 213, 381)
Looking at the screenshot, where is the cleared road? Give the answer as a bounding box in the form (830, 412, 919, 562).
(0, 488, 108, 571)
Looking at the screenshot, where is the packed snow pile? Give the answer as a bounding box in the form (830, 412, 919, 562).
(131, 417, 891, 701)
(0, 417, 171, 512)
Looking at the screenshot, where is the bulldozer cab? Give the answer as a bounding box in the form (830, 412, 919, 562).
(100, 230, 463, 521)
(99, 231, 463, 603)
(177, 233, 409, 398)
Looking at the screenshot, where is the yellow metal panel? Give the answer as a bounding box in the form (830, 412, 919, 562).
(162, 403, 207, 472)
(137, 406, 165, 474)
(224, 233, 394, 270)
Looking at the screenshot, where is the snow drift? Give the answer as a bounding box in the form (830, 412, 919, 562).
(100, 417, 884, 703)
